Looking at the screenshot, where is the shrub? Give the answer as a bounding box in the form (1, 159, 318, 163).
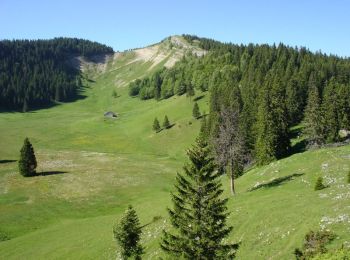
(294, 230, 336, 259)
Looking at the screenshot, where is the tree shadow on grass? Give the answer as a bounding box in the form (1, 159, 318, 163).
(38, 171, 67, 176)
(248, 173, 304, 192)
(0, 160, 17, 164)
(193, 94, 205, 102)
(165, 123, 176, 130)
(290, 139, 307, 155)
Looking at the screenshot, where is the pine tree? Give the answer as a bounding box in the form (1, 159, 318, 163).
(192, 102, 201, 119)
(18, 138, 37, 177)
(314, 177, 326, 191)
(347, 171, 350, 184)
(113, 205, 143, 259)
(322, 79, 339, 143)
(153, 118, 161, 132)
(255, 78, 289, 165)
(163, 115, 170, 129)
(161, 138, 239, 259)
(112, 90, 118, 98)
(303, 77, 325, 146)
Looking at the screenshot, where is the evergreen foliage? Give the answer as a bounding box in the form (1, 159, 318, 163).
(192, 102, 201, 119)
(255, 76, 290, 165)
(113, 205, 143, 260)
(199, 116, 209, 140)
(153, 118, 161, 132)
(163, 115, 170, 129)
(130, 35, 350, 165)
(0, 38, 113, 111)
(18, 138, 37, 177)
(161, 138, 239, 259)
(303, 79, 325, 147)
(314, 177, 326, 191)
(347, 171, 350, 184)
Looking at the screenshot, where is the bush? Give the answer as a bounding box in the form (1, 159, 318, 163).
(314, 177, 326, 191)
(294, 230, 336, 259)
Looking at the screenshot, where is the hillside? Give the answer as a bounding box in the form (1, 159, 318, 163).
(0, 36, 349, 259)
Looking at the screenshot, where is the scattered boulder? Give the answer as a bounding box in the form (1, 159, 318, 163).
(104, 111, 117, 118)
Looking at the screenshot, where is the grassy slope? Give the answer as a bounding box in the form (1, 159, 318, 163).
(0, 37, 350, 259)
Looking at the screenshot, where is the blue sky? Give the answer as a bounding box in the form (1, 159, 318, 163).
(1, 0, 349, 56)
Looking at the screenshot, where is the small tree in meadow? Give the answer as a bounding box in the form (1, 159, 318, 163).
(192, 102, 201, 119)
(18, 138, 37, 177)
(112, 90, 118, 98)
(347, 171, 350, 184)
(163, 115, 170, 129)
(153, 117, 161, 132)
(113, 205, 143, 260)
(314, 177, 326, 191)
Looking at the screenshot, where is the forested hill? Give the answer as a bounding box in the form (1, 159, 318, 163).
(129, 34, 350, 166)
(0, 38, 113, 111)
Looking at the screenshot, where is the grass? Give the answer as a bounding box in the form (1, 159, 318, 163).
(0, 39, 350, 259)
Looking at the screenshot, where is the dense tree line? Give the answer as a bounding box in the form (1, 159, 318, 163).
(130, 35, 350, 165)
(0, 38, 113, 111)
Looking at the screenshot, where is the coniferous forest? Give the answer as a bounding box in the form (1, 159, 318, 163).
(0, 38, 113, 111)
(129, 35, 350, 165)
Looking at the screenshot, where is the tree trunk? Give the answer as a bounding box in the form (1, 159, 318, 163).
(230, 174, 235, 195)
(230, 160, 235, 195)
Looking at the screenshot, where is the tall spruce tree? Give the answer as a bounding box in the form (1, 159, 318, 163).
(161, 137, 239, 259)
(18, 138, 37, 177)
(322, 79, 340, 143)
(113, 205, 143, 260)
(303, 77, 325, 146)
(255, 76, 290, 165)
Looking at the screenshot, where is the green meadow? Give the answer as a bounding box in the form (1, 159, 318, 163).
(0, 40, 350, 259)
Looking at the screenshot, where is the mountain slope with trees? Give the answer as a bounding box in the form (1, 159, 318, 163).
(0, 35, 349, 259)
(130, 35, 350, 165)
(0, 38, 113, 111)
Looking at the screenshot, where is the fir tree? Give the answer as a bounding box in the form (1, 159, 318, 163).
(112, 90, 118, 98)
(160, 138, 239, 259)
(192, 102, 201, 119)
(255, 77, 290, 165)
(113, 205, 143, 260)
(322, 79, 339, 143)
(163, 115, 170, 129)
(153, 118, 161, 132)
(347, 171, 350, 184)
(314, 177, 326, 191)
(186, 84, 195, 100)
(199, 115, 209, 140)
(303, 77, 325, 146)
(18, 138, 37, 177)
